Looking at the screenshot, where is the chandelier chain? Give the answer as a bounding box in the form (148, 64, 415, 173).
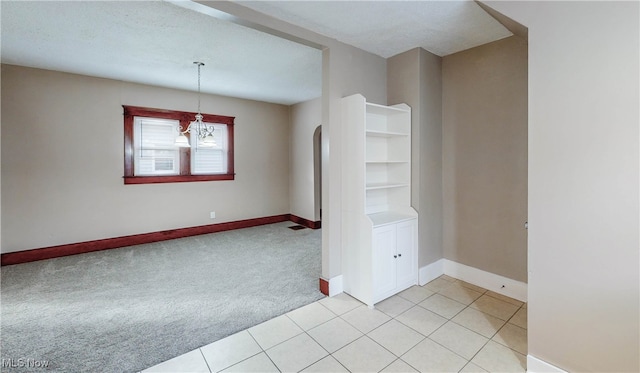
(196, 62, 202, 115)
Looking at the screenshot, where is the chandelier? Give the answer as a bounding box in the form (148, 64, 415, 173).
(175, 62, 215, 148)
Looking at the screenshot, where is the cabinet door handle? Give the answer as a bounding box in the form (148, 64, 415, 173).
(398, 253, 402, 257)
(393, 255, 397, 259)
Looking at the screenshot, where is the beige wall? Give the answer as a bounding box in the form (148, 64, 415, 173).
(485, 2, 639, 371)
(289, 97, 321, 222)
(322, 42, 387, 279)
(442, 36, 528, 282)
(201, 1, 388, 280)
(1, 11, 389, 284)
(1, 64, 291, 253)
(387, 48, 443, 267)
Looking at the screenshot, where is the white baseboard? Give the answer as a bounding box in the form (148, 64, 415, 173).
(418, 259, 527, 302)
(527, 355, 567, 373)
(419, 259, 445, 285)
(328, 275, 343, 297)
(442, 259, 528, 302)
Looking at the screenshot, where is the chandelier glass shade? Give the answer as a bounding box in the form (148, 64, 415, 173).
(175, 62, 216, 148)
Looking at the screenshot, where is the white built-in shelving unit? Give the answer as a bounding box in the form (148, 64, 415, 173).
(341, 94, 418, 308)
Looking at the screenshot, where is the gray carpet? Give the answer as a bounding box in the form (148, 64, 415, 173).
(1, 222, 324, 372)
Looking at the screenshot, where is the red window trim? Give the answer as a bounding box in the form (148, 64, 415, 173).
(123, 105, 235, 184)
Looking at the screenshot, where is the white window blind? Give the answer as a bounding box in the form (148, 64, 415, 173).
(192, 123, 228, 174)
(133, 117, 180, 176)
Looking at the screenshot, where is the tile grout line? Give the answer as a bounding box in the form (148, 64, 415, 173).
(368, 319, 427, 358)
(422, 285, 494, 371)
(298, 298, 372, 370)
(198, 276, 526, 373)
(376, 294, 474, 368)
(245, 328, 282, 373)
(428, 277, 527, 371)
(198, 348, 213, 373)
(292, 305, 346, 373)
(272, 303, 355, 372)
(311, 277, 521, 372)
(395, 282, 478, 371)
(313, 306, 408, 372)
(489, 304, 528, 355)
(415, 278, 526, 370)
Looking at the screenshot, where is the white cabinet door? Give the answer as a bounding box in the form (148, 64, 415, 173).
(395, 220, 416, 290)
(372, 224, 396, 299)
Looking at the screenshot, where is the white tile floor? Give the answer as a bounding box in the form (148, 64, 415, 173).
(142, 276, 527, 373)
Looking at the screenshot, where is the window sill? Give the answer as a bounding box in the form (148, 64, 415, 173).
(124, 174, 235, 184)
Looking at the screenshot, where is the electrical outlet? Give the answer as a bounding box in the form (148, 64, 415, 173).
(210, 211, 216, 219)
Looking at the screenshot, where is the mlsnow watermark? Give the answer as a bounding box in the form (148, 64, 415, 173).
(1, 358, 50, 368)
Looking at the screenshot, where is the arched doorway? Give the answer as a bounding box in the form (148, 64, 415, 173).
(313, 125, 322, 221)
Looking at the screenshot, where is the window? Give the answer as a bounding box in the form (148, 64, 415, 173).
(133, 117, 181, 176)
(192, 123, 228, 175)
(123, 106, 234, 184)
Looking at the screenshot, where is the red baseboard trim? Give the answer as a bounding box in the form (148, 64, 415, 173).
(289, 214, 321, 229)
(319, 278, 329, 296)
(1, 214, 295, 266)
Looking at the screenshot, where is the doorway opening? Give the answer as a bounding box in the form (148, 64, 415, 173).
(313, 125, 322, 221)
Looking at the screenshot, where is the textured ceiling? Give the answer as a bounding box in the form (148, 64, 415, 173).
(0, 1, 322, 105)
(237, 1, 512, 57)
(1, 1, 511, 105)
